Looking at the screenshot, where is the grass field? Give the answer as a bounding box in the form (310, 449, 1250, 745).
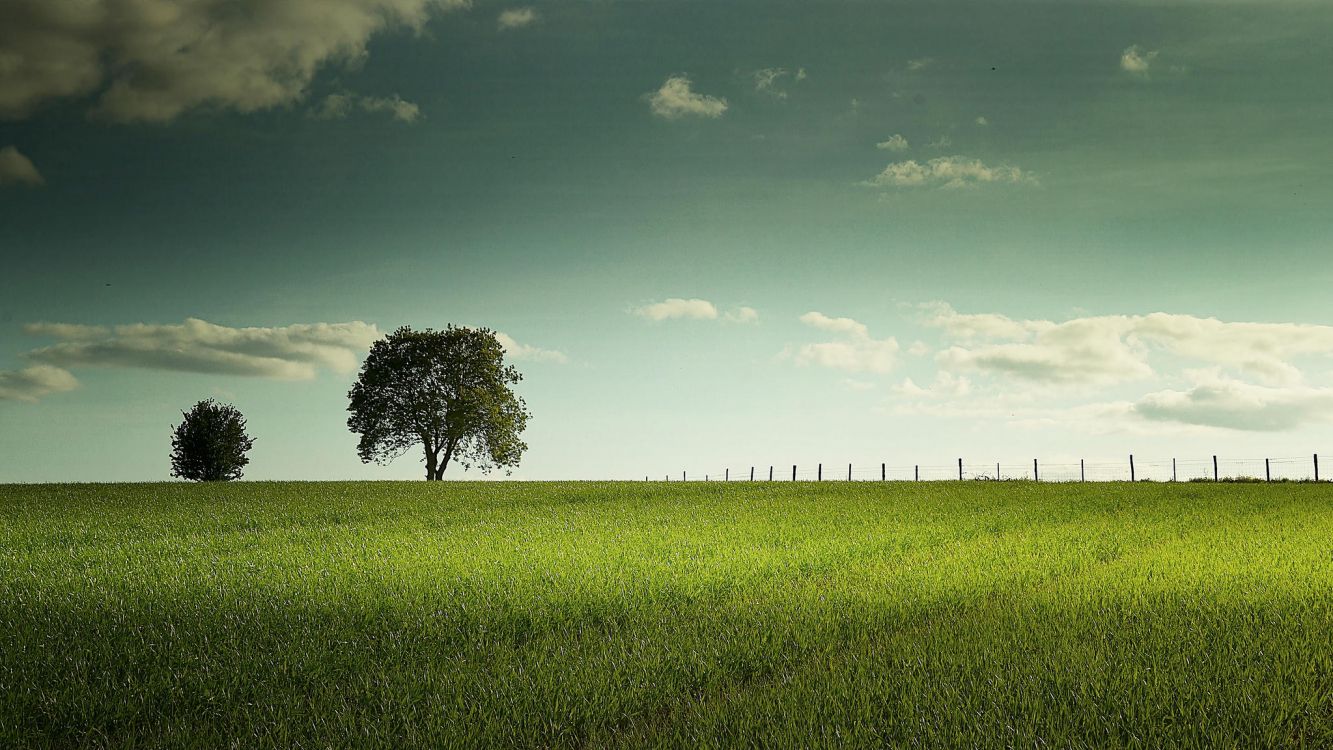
(1, 481, 1330, 748)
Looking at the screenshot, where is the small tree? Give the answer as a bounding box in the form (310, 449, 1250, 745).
(169, 399, 256, 481)
(347, 325, 530, 480)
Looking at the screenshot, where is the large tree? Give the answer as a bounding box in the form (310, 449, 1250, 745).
(170, 399, 255, 481)
(347, 325, 530, 480)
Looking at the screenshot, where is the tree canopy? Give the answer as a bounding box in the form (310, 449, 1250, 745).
(169, 399, 255, 481)
(347, 325, 530, 480)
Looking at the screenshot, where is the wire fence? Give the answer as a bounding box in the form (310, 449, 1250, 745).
(651, 454, 1330, 483)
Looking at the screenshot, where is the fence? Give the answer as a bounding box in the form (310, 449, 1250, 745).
(652, 454, 1329, 483)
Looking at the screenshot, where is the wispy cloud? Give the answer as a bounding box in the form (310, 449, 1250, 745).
(494, 332, 567, 364)
(314, 93, 421, 123)
(0, 0, 470, 122)
(0, 146, 44, 187)
(647, 76, 728, 120)
(1120, 45, 1159, 76)
(876, 134, 909, 152)
(725, 307, 760, 324)
(864, 156, 1036, 190)
(787, 312, 899, 374)
(633, 298, 719, 321)
(906, 57, 935, 71)
(23, 319, 381, 380)
(0, 365, 78, 403)
(751, 67, 805, 99)
(498, 7, 538, 30)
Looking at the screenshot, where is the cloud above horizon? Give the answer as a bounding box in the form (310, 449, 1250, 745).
(0, 0, 469, 122)
(787, 312, 899, 374)
(0, 365, 79, 403)
(23, 319, 381, 379)
(895, 303, 1333, 432)
(1132, 376, 1333, 432)
(647, 76, 728, 120)
(314, 92, 422, 123)
(494, 332, 568, 364)
(497, 7, 538, 30)
(925, 303, 1333, 387)
(1120, 44, 1159, 76)
(865, 156, 1036, 190)
(0, 146, 44, 186)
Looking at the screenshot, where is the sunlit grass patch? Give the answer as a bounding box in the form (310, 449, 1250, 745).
(1, 481, 1330, 747)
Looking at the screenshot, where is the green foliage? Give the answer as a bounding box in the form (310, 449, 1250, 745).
(168, 399, 255, 481)
(347, 325, 530, 480)
(2, 481, 1330, 748)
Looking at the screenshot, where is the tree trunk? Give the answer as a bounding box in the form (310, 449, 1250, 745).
(424, 444, 438, 481)
(432, 439, 455, 481)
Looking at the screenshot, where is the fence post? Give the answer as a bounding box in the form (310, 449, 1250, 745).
(958, 458, 963, 481)
(1130, 454, 1135, 483)
(750, 466, 754, 481)
(848, 463, 852, 481)
(1214, 455, 1219, 482)
(1316, 454, 1320, 482)
(725, 469, 728, 482)
(769, 465, 773, 481)
(1033, 459, 1039, 482)
(915, 465, 919, 481)
(1266, 458, 1271, 483)
(818, 463, 822, 481)
(882, 462, 886, 481)
(1080, 459, 1085, 482)
(792, 464, 797, 482)
(1172, 458, 1177, 482)
(683, 471, 686, 482)
(996, 463, 1000, 481)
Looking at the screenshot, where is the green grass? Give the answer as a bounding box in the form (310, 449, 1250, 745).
(1, 481, 1330, 748)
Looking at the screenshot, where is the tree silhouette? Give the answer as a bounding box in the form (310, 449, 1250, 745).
(347, 325, 530, 480)
(170, 399, 255, 481)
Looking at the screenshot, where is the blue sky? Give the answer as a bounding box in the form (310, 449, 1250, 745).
(1, 0, 1332, 481)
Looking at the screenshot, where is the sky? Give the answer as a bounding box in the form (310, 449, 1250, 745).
(2, 0, 1332, 483)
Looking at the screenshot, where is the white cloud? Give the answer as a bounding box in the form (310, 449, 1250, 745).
(497, 7, 538, 30)
(24, 319, 381, 379)
(876, 134, 909, 152)
(936, 326, 1153, 385)
(494, 332, 567, 364)
(752, 67, 803, 99)
(865, 156, 1036, 189)
(926, 136, 952, 149)
(1121, 45, 1159, 76)
(0, 146, 43, 186)
(894, 303, 1333, 435)
(725, 306, 760, 324)
(0, 0, 470, 122)
(975, 116, 989, 126)
(315, 93, 421, 123)
(358, 94, 421, 123)
(647, 75, 728, 120)
(1133, 376, 1333, 432)
(633, 298, 719, 321)
(893, 371, 971, 398)
(0, 365, 78, 402)
(906, 57, 934, 71)
(924, 303, 1333, 387)
(800, 312, 868, 338)
(789, 312, 899, 374)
